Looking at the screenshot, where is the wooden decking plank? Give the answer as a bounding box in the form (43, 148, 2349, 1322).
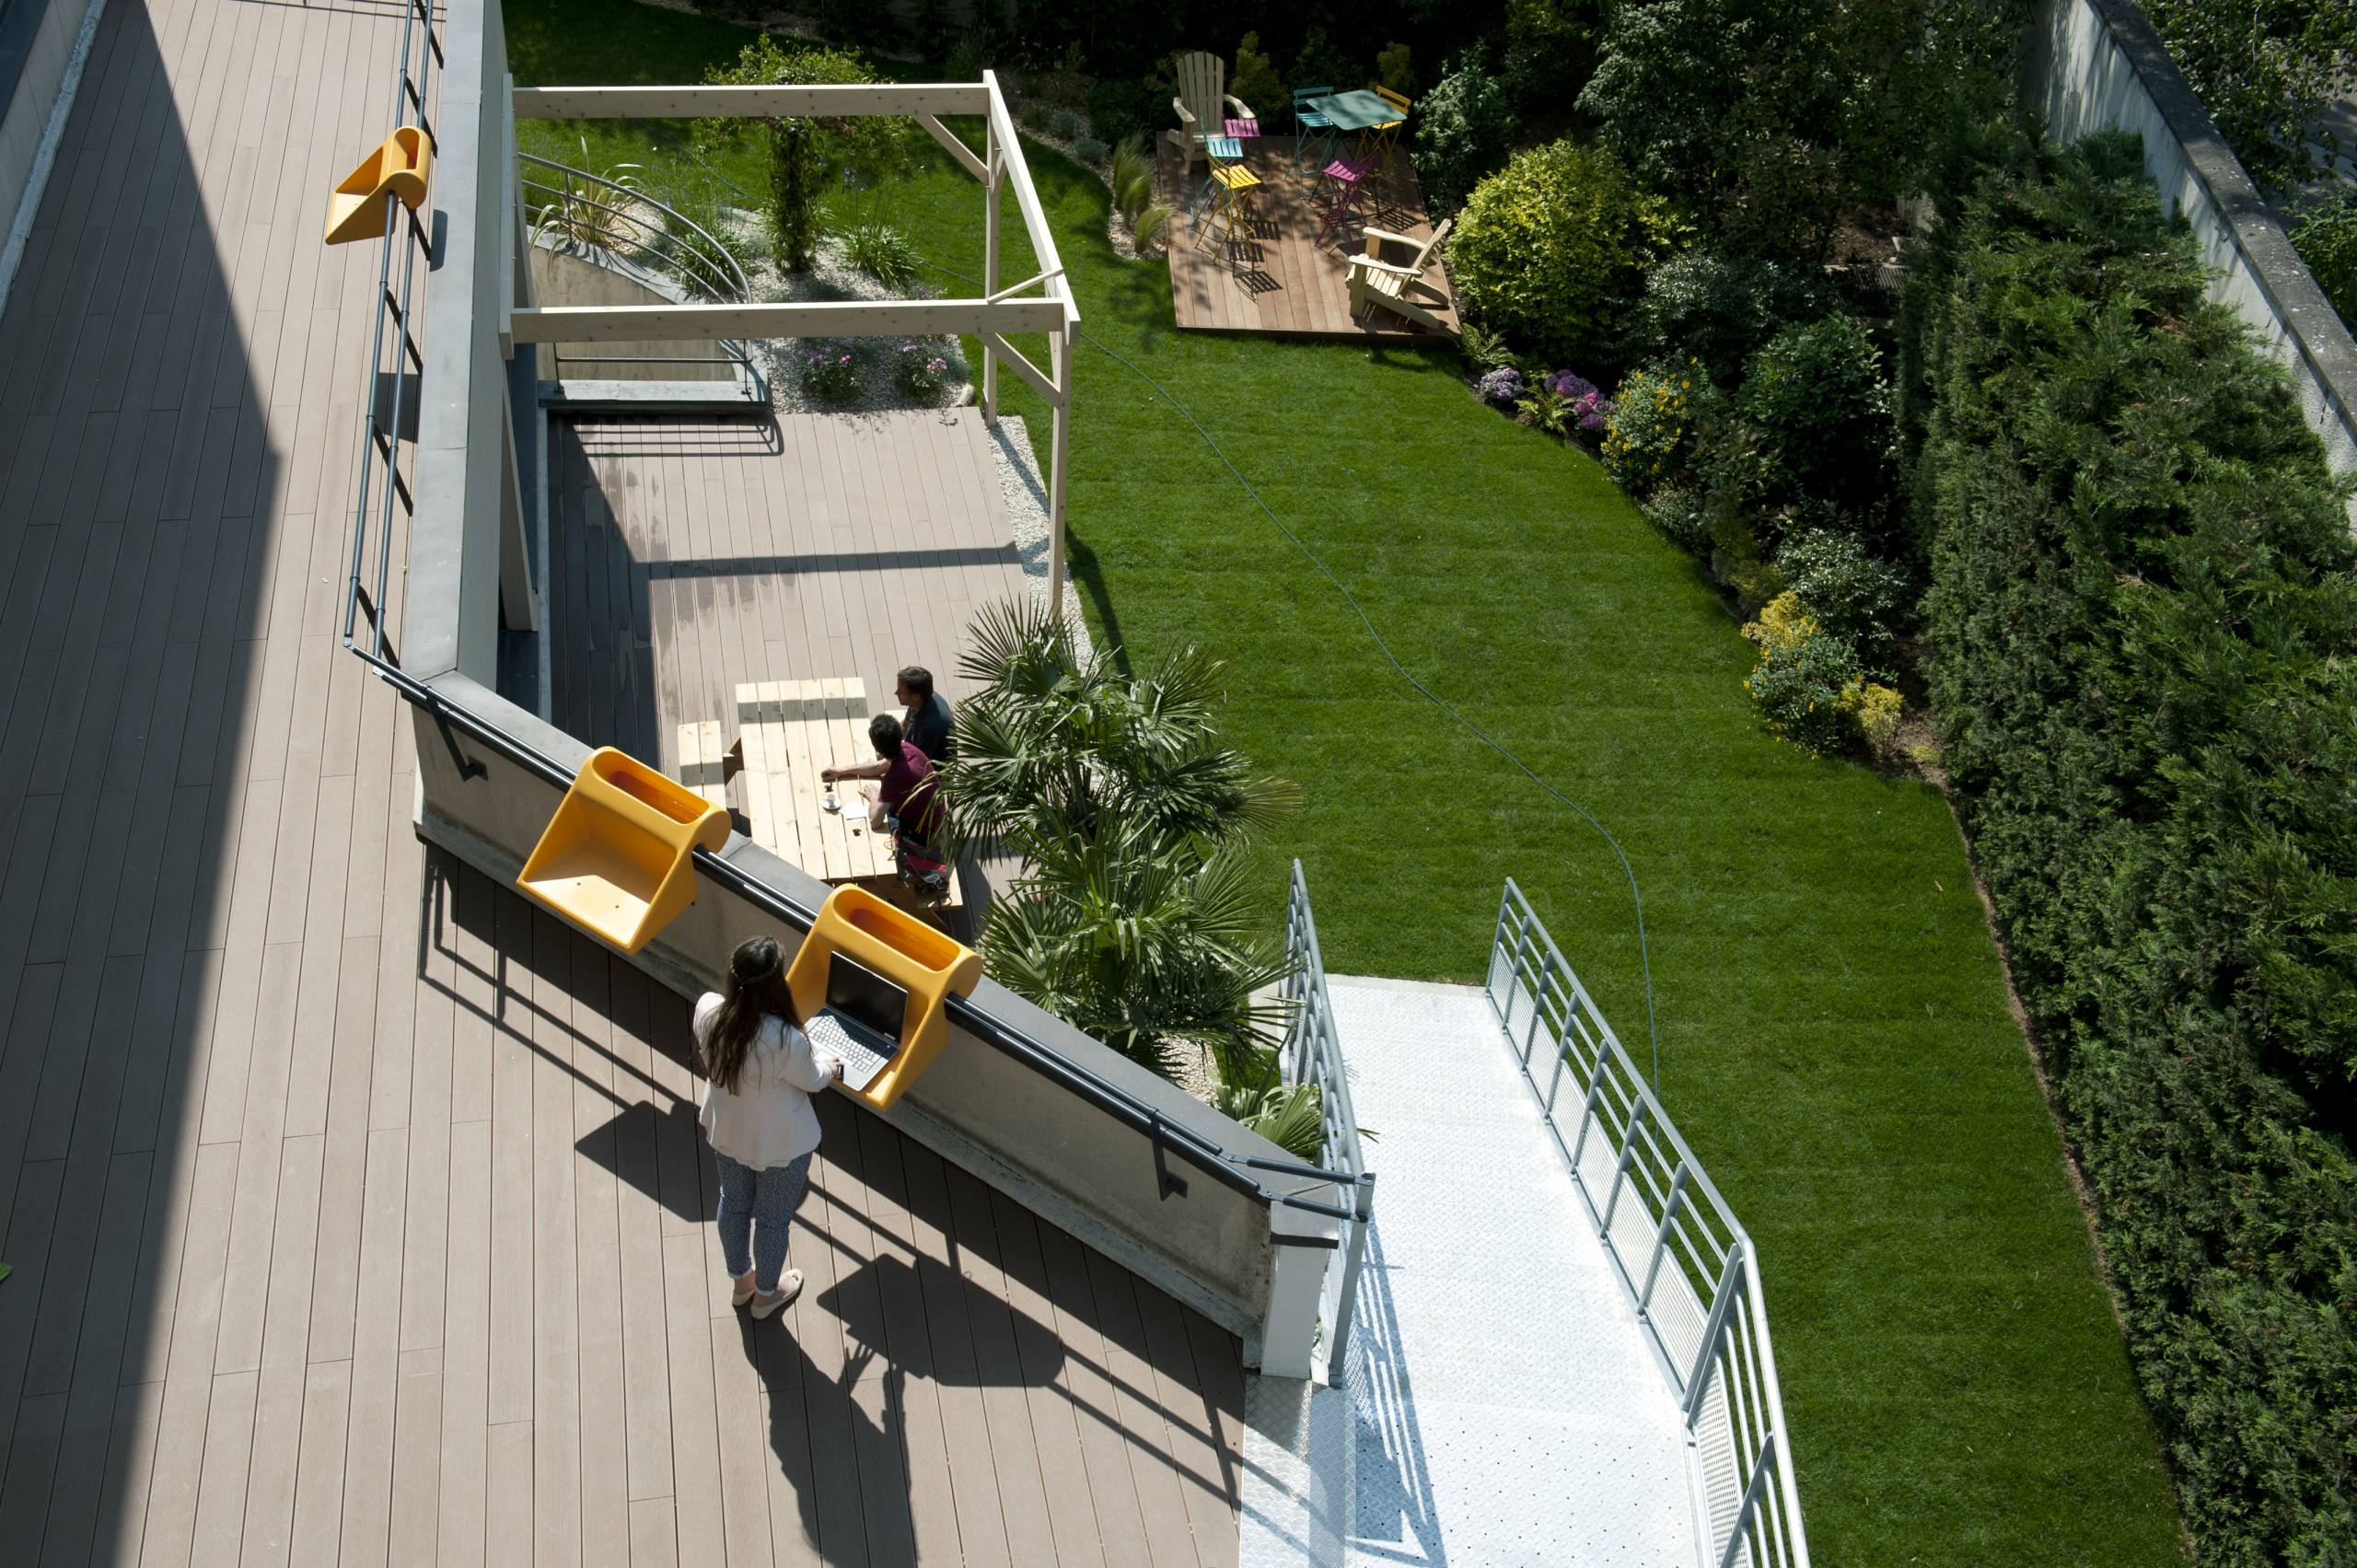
(569, 930, 633, 1568)
(528, 908, 586, 1568)
(900, 1140, 1017, 1567)
(1080, 1249, 1203, 1568)
(939, 1164, 1060, 1564)
(983, 1184, 1111, 1566)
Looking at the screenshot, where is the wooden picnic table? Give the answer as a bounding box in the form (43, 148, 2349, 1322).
(734, 677, 899, 883)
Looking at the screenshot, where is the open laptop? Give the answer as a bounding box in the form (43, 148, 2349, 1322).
(802, 951, 907, 1093)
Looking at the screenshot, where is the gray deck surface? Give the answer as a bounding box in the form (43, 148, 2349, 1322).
(0, 0, 1243, 1562)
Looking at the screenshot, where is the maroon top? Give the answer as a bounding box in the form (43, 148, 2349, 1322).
(877, 741, 942, 842)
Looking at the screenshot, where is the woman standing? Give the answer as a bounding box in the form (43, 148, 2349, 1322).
(693, 936, 843, 1318)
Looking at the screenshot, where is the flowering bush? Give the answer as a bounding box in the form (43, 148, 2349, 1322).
(1741, 592, 1859, 755)
(1601, 357, 1712, 495)
(1542, 368, 1614, 431)
(896, 341, 951, 396)
(1475, 366, 1524, 406)
(1740, 591, 1898, 757)
(800, 347, 860, 400)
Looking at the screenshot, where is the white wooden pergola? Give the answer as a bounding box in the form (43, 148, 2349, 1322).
(504, 76, 1080, 596)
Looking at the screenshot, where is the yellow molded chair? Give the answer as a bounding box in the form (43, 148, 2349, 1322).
(517, 748, 732, 953)
(325, 125, 433, 246)
(786, 885, 982, 1112)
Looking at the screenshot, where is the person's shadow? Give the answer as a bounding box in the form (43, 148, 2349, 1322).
(731, 1249, 1070, 1564)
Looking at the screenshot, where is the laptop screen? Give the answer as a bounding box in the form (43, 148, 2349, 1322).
(825, 951, 908, 1045)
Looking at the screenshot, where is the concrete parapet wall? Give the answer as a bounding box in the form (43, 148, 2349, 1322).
(2025, 0, 2357, 527)
(405, 672, 1306, 1346)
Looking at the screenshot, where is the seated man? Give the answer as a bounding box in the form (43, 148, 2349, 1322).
(838, 714, 949, 893)
(822, 666, 956, 778)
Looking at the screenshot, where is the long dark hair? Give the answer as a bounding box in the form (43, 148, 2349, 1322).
(702, 935, 796, 1095)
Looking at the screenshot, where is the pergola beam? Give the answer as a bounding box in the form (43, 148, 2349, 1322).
(917, 113, 988, 182)
(510, 83, 991, 118)
(978, 332, 1057, 403)
(508, 297, 1068, 343)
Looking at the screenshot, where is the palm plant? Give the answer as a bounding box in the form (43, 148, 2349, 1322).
(939, 600, 1304, 1081)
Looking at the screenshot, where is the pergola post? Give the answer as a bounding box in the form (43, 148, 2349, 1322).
(1048, 319, 1071, 614)
(981, 108, 1001, 421)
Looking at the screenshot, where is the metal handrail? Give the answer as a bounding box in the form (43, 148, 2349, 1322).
(1282, 862, 1375, 1382)
(342, 0, 441, 663)
(517, 149, 754, 382)
(1484, 878, 1809, 1568)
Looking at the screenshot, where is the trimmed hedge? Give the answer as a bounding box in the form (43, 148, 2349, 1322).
(1903, 127, 2357, 1565)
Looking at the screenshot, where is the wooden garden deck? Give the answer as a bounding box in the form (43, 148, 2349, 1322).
(1159, 134, 1460, 340)
(0, 0, 1243, 1562)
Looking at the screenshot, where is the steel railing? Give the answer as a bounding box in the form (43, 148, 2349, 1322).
(1485, 879, 1809, 1568)
(1281, 861, 1375, 1382)
(342, 0, 441, 665)
(517, 150, 759, 386)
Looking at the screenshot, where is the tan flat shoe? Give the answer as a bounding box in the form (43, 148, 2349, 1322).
(749, 1269, 803, 1320)
(730, 1270, 757, 1309)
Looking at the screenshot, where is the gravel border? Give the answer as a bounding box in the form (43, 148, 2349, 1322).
(741, 230, 973, 418)
(982, 412, 1094, 659)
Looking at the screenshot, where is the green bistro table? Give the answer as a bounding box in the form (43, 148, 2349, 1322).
(1308, 89, 1408, 193)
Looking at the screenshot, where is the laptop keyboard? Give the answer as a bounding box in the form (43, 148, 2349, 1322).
(804, 1011, 893, 1092)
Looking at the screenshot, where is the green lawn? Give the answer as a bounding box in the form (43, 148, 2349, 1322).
(510, 5, 2189, 1561)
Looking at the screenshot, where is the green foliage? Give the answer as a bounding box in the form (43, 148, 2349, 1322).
(1131, 202, 1173, 253)
(2142, 0, 2357, 192)
(1741, 592, 1861, 754)
(1904, 124, 2357, 1563)
(1109, 133, 1155, 225)
(1580, 0, 2027, 259)
(1049, 107, 1084, 140)
(2290, 187, 2357, 329)
(1624, 249, 1833, 382)
(1601, 356, 1713, 495)
(1375, 42, 1415, 97)
(1411, 47, 1514, 213)
(1738, 313, 1894, 516)
(836, 221, 920, 290)
(941, 601, 1303, 1077)
(1292, 29, 1358, 97)
(1069, 135, 1110, 163)
(1503, 0, 1595, 110)
(1086, 77, 1156, 148)
(1456, 319, 1519, 376)
(1639, 482, 1708, 552)
(1775, 528, 1907, 651)
(697, 37, 908, 272)
(1450, 139, 1678, 366)
(798, 346, 861, 401)
(1231, 32, 1286, 120)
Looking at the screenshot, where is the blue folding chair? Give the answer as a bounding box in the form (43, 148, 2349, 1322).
(1293, 87, 1336, 172)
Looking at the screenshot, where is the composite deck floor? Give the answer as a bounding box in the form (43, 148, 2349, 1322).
(1159, 137, 1458, 340)
(0, 0, 1243, 1562)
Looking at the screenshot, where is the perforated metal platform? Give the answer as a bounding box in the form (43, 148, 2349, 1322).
(1243, 978, 1701, 1568)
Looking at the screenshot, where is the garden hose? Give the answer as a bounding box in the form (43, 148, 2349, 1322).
(904, 245, 1667, 1093)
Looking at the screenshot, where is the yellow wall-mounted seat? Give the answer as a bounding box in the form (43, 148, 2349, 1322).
(517, 748, 731, 953)
(325, 125, 433, 246)
(787, 885, 982, 1112)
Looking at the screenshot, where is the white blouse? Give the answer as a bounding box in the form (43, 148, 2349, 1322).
(692, 994, 833, 1169)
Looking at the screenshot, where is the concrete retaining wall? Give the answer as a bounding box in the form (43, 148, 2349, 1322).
(2025, 0, 2357, 526)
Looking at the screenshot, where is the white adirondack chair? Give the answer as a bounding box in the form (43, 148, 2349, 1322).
(1347, 219, 1456, 335)
(1171, 51, 1256, 172)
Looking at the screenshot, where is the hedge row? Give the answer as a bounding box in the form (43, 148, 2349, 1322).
(1901, 128, 2357, 1565)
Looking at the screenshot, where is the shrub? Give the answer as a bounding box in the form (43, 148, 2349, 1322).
(1904, 125, 2357, 1563)
(1504, 0, 1593, 110)
(1450, 139, 1678, 366)
(1069, 134, 1109, 163)
(2290, 186, 2357, 330)
(696, 38, 907, 273)
(1740, 592, 1859, 755)
(1049, 107, 1083, 139)
(1109, 133, 1155, 225)
(837, 221, 920, 291)
(1475, 366, 1524, 407)
(1375, 42, 1414, 97)
(2141, 0, 2357, 192)
(1739, 313, 1892, 515)
(1457, 319, 1518, 376)
(895, 341, 951, 396)
(1411, 48, 1513, 213)
(1231, 32, 1285, 120)
(1640, 484, 1708, 552)
(1291, 29, 1356, 98)
(799, 347, 861, 400)
(1601, 356, 1712, 495)
(945, 37, 984, 82)
(1131, 203, 1172, 253)
(1846, 678, 1901, 760)
(1776, 528, 1908, 651)
(1624, 249, 1833, 382)
(1086, 77, 1156, 149)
